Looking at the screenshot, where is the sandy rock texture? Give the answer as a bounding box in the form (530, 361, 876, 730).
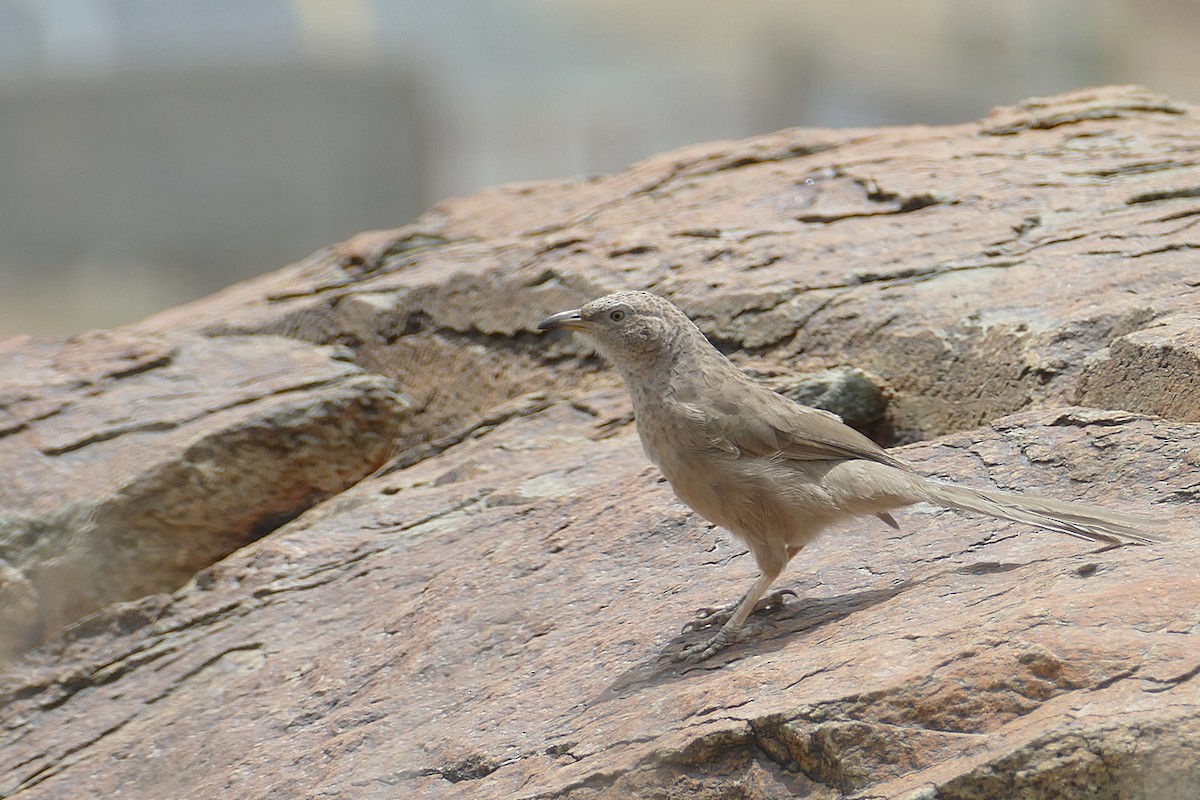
(1, 85, 1198, 799)
(0, 330, 405, 659)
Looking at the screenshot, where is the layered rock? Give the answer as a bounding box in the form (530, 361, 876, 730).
(1, 85, 1198, 799)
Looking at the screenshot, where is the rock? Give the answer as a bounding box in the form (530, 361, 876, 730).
(1076, 312, 1200, 422)
(0, 331, 407, 658)
(774, 366, 890, 437)
(1, 85, 1199, 799)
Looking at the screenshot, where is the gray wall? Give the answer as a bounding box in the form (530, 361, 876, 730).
(0, 0, 1196, 336)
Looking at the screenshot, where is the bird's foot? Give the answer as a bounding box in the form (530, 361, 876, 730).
(680, 589, 796, 633)
(672, 625, 748, 663)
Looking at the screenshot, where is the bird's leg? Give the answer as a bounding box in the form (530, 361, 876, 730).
(681, 544, 804, 633)
(676, 545, 791, 662)
(681, 587, 796, 632)
(675, 570, 781, 661)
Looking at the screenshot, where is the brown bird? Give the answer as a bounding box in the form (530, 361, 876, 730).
(538, 290, 1165, 661)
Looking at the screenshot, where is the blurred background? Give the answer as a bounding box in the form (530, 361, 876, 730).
(1, 0, 1197, 337)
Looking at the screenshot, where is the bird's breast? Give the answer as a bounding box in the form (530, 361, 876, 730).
(631, 398, 754, 528)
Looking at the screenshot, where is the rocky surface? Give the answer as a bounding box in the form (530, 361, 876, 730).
(0, 330, 405, 659)
(1, 85, 1199, 799)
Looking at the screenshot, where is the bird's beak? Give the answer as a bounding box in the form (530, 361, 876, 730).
(537, 308, 592, 332)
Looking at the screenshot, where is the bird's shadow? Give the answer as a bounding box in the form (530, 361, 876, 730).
(594, 582, 907, 702)
(593, 559, 1025, 703)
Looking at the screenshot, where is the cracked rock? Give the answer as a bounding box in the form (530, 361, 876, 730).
(1, 85, 1199, 799)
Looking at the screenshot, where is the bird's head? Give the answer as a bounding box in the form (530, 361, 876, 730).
(537, 290, 701, 375)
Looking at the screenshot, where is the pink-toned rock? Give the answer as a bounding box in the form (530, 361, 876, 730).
(1, 85, 1198, 799)
(1077, 312, 1200, 422)
(0, 330, 406, 657)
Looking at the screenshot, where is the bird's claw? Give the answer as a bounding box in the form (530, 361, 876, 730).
(757, 588, 798, 610)
(681, 605, 733, 633)
(672, 639, 719, 663)
(679, 588, 798, 633)
(672, 625, 752, 663)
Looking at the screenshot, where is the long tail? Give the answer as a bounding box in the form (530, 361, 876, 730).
(921, 481, 1168, 545)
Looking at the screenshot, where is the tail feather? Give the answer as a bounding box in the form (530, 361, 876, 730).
(922, 481, 1167, 545)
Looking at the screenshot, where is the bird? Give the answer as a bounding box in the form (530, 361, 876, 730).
(537, 290, 1166, 662)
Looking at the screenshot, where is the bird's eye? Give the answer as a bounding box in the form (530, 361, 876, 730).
(609, 309, 626, 322)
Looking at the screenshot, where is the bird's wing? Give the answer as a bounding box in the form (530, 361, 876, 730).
(700, 378, 910, 471)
